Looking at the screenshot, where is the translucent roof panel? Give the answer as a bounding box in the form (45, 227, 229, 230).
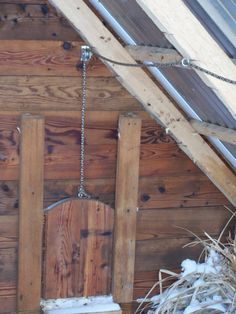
(185, 0, 236, 59)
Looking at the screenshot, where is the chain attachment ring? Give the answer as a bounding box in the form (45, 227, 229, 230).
(181, 58, 190, 67)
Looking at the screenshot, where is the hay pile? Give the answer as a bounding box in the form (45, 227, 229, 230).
(136, 215, 236, 314)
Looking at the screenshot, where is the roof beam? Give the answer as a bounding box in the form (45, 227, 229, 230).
(125, 45, 182, 64)
(126, 45, 236, 65)
(49, 0, 236, 206)
(136, 0, 236, 121)
(190, 119, 236, 145)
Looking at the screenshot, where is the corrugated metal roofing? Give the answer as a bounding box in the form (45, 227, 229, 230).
(185, 0, 236, 59)
(91, 0, 236, 168)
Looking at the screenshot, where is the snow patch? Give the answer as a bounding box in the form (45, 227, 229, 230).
(41, 295, 121, 314)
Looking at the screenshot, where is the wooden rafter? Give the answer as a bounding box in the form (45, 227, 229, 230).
(127, 46, 236, 65)
(125, 45, 182, 64)
(190, 119, 236, 145)
(137, 0, 236, 120)
(49, 0, 236, 206)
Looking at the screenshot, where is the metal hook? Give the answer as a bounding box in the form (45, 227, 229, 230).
(181, 58, 190, 67)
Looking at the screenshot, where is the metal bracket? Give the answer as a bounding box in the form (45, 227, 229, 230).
(81, 46, 92, 62)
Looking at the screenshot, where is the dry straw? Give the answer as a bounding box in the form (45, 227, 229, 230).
(136, 207, 236, 314)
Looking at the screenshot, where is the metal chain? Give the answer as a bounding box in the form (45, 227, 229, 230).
(93, 50, 181, 68)
(188, 62, 236, 85)
(93, 50, 236, 84)
(78, 60, 91, 199)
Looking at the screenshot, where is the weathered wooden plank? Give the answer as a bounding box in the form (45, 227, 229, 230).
(0, 0, 46, 3)
(0, 2, 54, 17)
(0, 174, 230, 215)
(138, 175, 230, 208)
(0, 112, 171, 150)
(43, 199, 114, 298)
(0, 40, 112, 77)
(0, 141, 201, 181)
(0, 215, 18, 242)
(135, 237, 204, 271)
(18, 114, 45, 313)
(113, 115, 141, 303)
(0, 76, 141, 111)
(0, 3, 80, 40)
(0, 295, 16, 313)
(137, 0, 236, 120)
(133, 270, 177, 299)
(0, 255, 17, 313)
(49, 0, 236, 206)
(0, 282, 16, 297)
(119, 303, 138, 314)
(43, 177, 230, 209)
(0, 111, 151, 130)
(190, 119, 236, 145)
(134, 270, 159, 299)
(0, 17, 80, 41)
(0, 181, 19, 215)
(0, 247, 17, 283)
(136, 207, 233, 240)
(0, 206, 231, 246)
(126, 45, 182, 63)
(0, 282, 16, 313)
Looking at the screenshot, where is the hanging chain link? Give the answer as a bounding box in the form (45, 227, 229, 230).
(188, 62, 236, 85)
(78, 56, 91, 199)
(92, 49, 236, 85)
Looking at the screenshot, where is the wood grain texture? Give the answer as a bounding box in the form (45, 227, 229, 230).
(190, 119, 236, 145)
(0, 215, 18, 242)
(0, 294, 16, 314)
(0, 0, 47, 3)
(136, 207, 233, 240)
(135, 236, 206, 271)
(0, 76, 141, 111)
(133, 270, 176, 299)
(126, 45, 182, 63)
(49, 0, 236, 206)
(113, 115, 141, 303)
(136, 0, 236, 119)
(0, 246, 17, 312)
(0, 173, 229, 215)
(0, 17, 80, 41)
(0, 40, 112, 77)
(0, 246, 17, 283)
(0, 3, 80, 41)
(138, 175, 230, 208)
(43, 198, 114, 299)
(0, 111, 170, 150)
(0, 181, 19, 215)
(0, 3, 61, 19)
(0, 142, 200, 181)
(18, 114, 45, 313)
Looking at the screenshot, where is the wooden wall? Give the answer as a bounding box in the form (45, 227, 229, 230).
(0, 1, 232, 313)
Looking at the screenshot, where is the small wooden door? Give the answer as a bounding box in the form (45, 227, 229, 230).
(42, 198, 114, 299)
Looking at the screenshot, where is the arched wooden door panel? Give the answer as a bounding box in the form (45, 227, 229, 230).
(42, 198, 114, 299)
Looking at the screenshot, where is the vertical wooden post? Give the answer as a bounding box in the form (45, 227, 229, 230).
(17, 114, 45, 313)
(113, 114, 141, 303)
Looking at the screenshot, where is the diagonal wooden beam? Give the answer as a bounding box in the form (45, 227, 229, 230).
(190, 119, 236, 145)
(49, 0, 236, 206)
(137, 0, 236, 120)
(125, 45, 182, 64)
